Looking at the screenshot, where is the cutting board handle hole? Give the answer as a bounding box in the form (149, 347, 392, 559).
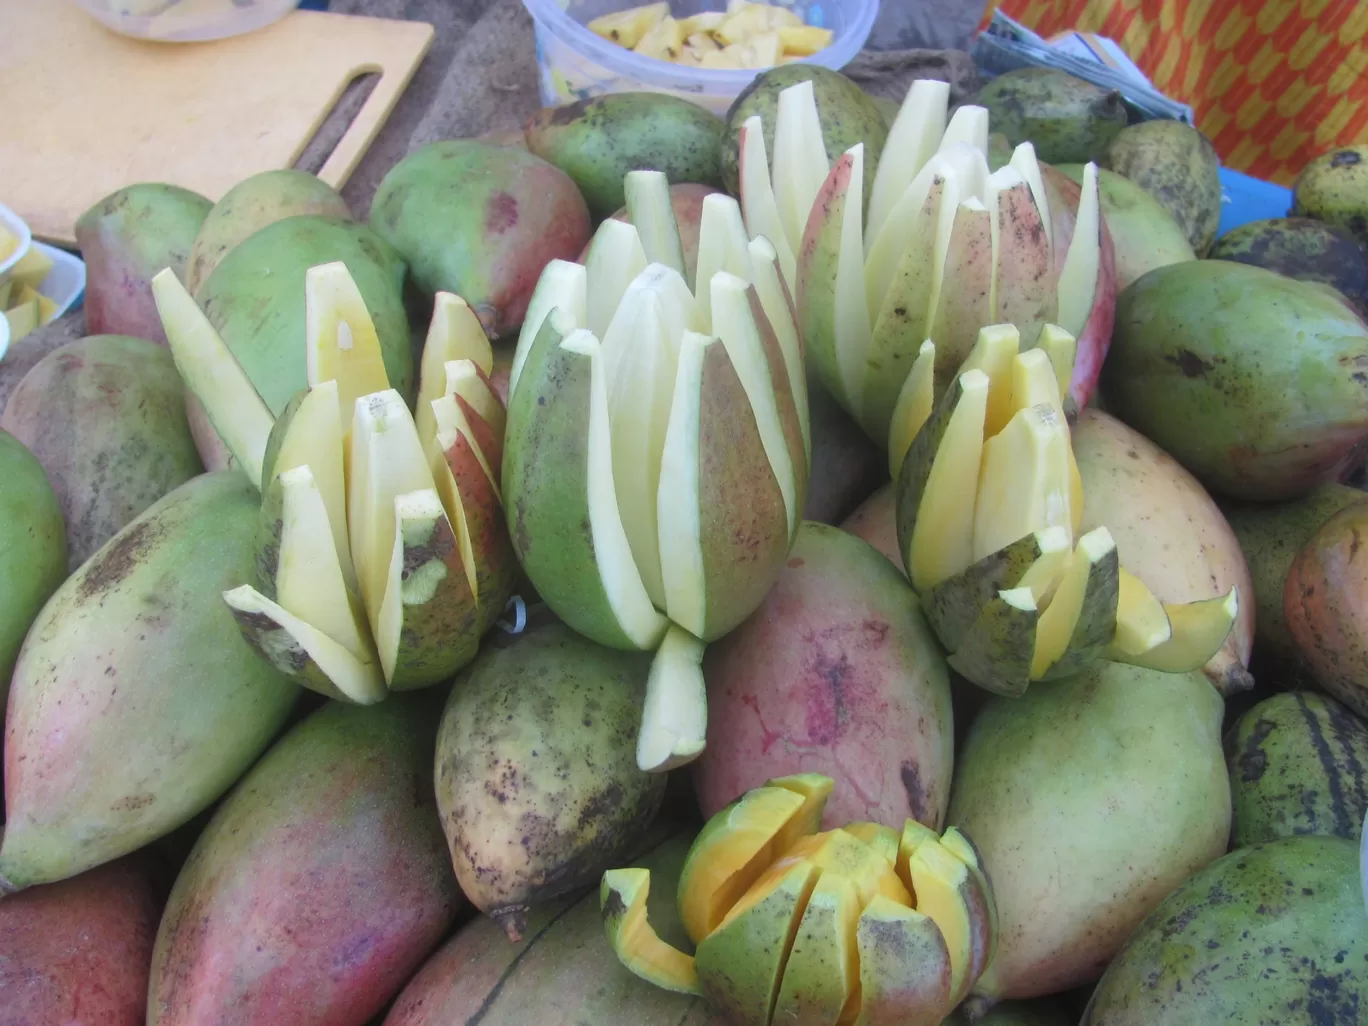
(294, 69, 381, 176)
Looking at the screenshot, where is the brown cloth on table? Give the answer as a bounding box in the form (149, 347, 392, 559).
(0, 0, 980, 404)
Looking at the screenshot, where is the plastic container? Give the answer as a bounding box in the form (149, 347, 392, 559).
(1216, 167, 1294, 239)
(72, 0, 301, 43)
(0, 203, 33, 280)
(521, 0, 878, 115)
(0, 202, 87, 365)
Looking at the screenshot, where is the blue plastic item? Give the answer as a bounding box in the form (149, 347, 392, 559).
(1217, 167, 1293, 239)
(298, 0, 329, 8)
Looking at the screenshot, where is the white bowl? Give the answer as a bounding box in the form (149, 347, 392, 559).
(0, 202, 33, 280)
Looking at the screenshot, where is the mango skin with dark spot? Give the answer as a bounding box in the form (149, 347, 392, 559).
(147, 695, 462, 1026)
(433, 620, 664, 942)
(1103, 260, 1368, 501)
(1103, 119, 1223, 256)
(1, 335, 204, 570)
(1226, 691, 1368, 847)
(1286, 503, 1368, 720)
(973, 68, 1126, 166)
(524, 93, 723, 219)
(1293, 144, 1368, 250)
(695, 521, 953, 831)
(0, 472, 299, 894)
(1081, 835, 1368, 1026)
(1209, 218, 1368, 315)
(369, 141, 591, 340)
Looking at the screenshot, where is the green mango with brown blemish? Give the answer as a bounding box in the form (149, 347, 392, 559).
(1208, 217, 1368, 314)
(433, 620, 665, 942)
(524, 93, 724, 219)
(1081, 835, 1368, 1025)
(1226, 691, 1368, 847)
(1103, 260, 1368, 501)
(1104, 119, 1223, 255)
(974, 68, 1127, 166)
(1293, 144, 1368, 249)
(0, 472, 299, 894)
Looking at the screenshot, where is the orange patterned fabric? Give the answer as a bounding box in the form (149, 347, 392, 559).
(981, 0, 1368, 184)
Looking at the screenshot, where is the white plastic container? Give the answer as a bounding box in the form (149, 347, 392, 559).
(0, 203, 33, 281)
(0, 202, 87, 365)
(72, 0, 301, 43)
(521, 0, 878, 115)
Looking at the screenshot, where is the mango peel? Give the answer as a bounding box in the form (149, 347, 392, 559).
(601, 773, 993, 1025)
(739, 77, 1115, 445)
(503, 169, 810, 774)
(153, 263, 515, 702)
(891, 322, 1240, 696)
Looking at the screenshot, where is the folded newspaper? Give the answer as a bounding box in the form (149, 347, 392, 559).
(972, 10, 1194, 124)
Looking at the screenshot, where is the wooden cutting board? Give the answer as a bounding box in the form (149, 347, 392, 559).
(0, 2, 434, 245)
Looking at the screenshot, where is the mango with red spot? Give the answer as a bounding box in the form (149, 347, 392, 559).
(369, 141, 592, 339)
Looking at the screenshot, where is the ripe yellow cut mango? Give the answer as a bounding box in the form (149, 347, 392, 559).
(587, 1, 669, 48)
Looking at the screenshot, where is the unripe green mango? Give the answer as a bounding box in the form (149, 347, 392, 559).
(524, 93, 724, 219)
(0, 430, 66, 705)
(434, 620, 665, 941)
(974, 68, 1126, 166)
(148, 695, 461, 1026)
(0, 472, 299, 893)
(1226, 691, 1368, 847)
(1103, 119, 1222, 255)
(185, 169, 351, 296)
(1082, 836, 1368, 1024)
(1103, 260, 1368, 500)
(1292, 144, 1368, 248)
(1, 335, 203, 569)
(1209, 217, 1368, 314)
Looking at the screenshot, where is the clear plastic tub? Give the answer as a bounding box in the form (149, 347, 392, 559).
(72, 0, 301, 43)
(521, 0, 878, 115)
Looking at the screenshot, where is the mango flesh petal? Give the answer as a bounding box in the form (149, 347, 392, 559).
(772, 80, 830, 262)
(1039, 323, 1078, 406)
(887, 340, 936, 481)
(601, 868, 702, 995)
(1009, 141, 1053, 253)
(585, 218, 650, 339)
(772, 871, 861, 1026)
(905, 370, 990, 592)
(416, 292, 493, 442)
(958, 323, 1020, 438)
(305, 261, 393, 429)
(854, 896, 952, 1026)
(1107, 587, 1239, 673)
(740, 116, 796, 292)
(442, 360, 505, 476)
(1111, 568, 1173, 655)
(841, 822, 900, 866)
(678, 784, 808, 944)
(695, 861, 819, 1026)
(508, 258, 587, 398)
(695, 196, 755, 330)
(625, 170, 687, 279)
(906, 839, 993, 1008)
(1056, 163, 1101, 339)
(938, 104, 990, 158)
(636, 624, 708, 773)
(747, 235, 808, 456)
(865, 78, 951, 251)
(971, 403, 1072, 562)
(896, 818, 939, 889)
(937, 827, 999, 968)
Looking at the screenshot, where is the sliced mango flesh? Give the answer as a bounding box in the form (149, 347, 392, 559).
(907, 369, 990, 592)
(971, 403, 1071, 562)
(866, 78, 951, 254)
(587, 1, 668, 47)
(416, 292, 493, 444)
(1111, 569, 1173, 656)
(842, 823, 900, 866)
(938, 827, 999, 967)
(896, 818, 939, 891)
(771, 80, 829, 267)
(1031, 526, 1118, 679)
(740, 117, 795, 292)
(855, 896, 952, 1026)
(600, 868, 701, 995)
(585, 218, 650, 340)
(746, 235, 807, 454)
(443, 359, 505, 447)
(656, 330, 711, 636)
(764, 829, 911, 911)
(509, 258, 587, 399)
(1039, 324, 1078, 404)
(678, 784, 808, 944)
(887, 340, 936, 481)
(772, 871, 861, 1025)
(625, 170, 687, 278)
(1056, 163, 1102, 339)
(695, 196, 755, 328)
(305, 261, 392, 428)
(906, 840, 992, 1008)
(637, 624, 708, 773)
(1108, 587, 1239, 673)
(695, 861, 819, 1026)
(959, 323, 1020, 438)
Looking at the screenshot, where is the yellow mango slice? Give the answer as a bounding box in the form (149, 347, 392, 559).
(588, 1, 669, 47)
(601, 868, 702, 995)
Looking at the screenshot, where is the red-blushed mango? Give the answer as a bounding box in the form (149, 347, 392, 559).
(840, 482, 901, 573)
(575, 182, 722, 283)
(695, 522, 953, 831)
(74, 183, 212, 345)
(384, 829, 721, 1026)
(1, 335, 203, 569)
(369, 141, 591, 339)
(0, 857, 161, 1026)
(1039, 162, 1117, 410)
(1285, 503, 1368, 720)
(147, 694, 462, 1026)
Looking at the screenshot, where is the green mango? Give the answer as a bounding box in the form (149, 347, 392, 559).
(74, 183, 212, 344)
(974, 68, 1127, 166)
(720, 64, 888, 204)
(185, 169, 351, 295)
(196, 214, 411, 417)
(434, 620, 665, 941)
(0, 473, 299, 893)
(948, 662, 1229, 1003)
(147, 695, 461, 1026)
(523, 93, 724, 219)
(1209, 217, 1368, 315)
(1103, 260, 1368, 500)
(871, 94, 901, 133)
(1104, 119, 1223, 255)
(1, 335, 204, 569)
(1226, 691, 1368, 847)
(369, 141, 591, 340)
(1081, 835, 1368, 1024)
(0, 430, 66, 702)
(1222, 484, 1367, 663)
(1292, 144, 1368, 248)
